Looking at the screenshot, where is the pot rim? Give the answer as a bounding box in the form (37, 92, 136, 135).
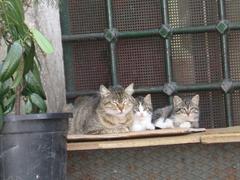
(3, 112, 72, 122)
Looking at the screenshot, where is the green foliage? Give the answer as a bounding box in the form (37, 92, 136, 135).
(0, 0, 55, 128)
(0, 42, 23, 81)
(31, 28, 54, 54)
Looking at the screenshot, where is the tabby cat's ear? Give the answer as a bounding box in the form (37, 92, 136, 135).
(144, 94, 152, 105)
(125, 83, 134, 95)
(192, 94, 199, 106)
(173, 95, 182, 106)
(99, 85, 110, 97)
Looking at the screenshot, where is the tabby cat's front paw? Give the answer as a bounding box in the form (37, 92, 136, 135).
(102, 126, 129, 134)
(179, 122, 191, 128)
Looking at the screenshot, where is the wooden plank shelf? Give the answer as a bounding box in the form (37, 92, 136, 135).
(67, 126, 240, 151)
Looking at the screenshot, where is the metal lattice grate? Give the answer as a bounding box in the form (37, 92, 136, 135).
(229, 31, 240, 81)
(168, 0, 219, 28)
(71, 40, 111, 91)
(112, 0, 162, 31)
(67, 144, 240, 180)
(171, 33, 223, 85)
(232, 90, 240, 126)
(61, 0, 240, 127)
(117, 37, 166, 87)
(67, 0, 107, 34)
(225, 0, 240, 23)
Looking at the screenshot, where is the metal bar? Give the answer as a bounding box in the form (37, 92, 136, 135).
(106, 0, 113, 29)
(60, 0, 75, 92)
(218, 0, 233, 127)
(161, 0, 173, 103)
(63, 44, 75, 92)
(106, 0, 118, 86)
(109, 42, 118, 85)
(61, 23, 240, 41)
(172, 25, 216, 34)
(60, 0, 71, 35)
(62, 33, 105, 42)
(229, 23, 240, 30)
(67, 81, 240, 98)
(118, 29, 159, 38)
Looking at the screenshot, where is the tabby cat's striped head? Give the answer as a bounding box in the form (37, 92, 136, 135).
(172, 94, 200, 122)
(99, 83, 135, 116)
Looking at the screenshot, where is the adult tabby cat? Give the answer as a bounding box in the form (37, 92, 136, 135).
(67, 83, 135, 134)
(153, 95, 200, 128)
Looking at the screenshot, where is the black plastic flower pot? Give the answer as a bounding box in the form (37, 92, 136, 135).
(0, 113, 71, 180)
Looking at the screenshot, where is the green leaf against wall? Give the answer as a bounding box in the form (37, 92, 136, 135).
(0, 81, 10, 100)
(3, 94, 16, 114)
(25, 70, 46, 99)
(23, 42, 35, 75)
(31, 28, 54, 54)
(0, 41, 23, 81)
(25, 98, 33, 114)
(30, 93, 47, 112)
(2, 0, 27, 38)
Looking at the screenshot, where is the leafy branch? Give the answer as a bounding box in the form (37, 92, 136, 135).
(0, 0, 54, 128)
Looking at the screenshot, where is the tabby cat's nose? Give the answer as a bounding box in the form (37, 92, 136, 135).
(117, 104, 124, 112)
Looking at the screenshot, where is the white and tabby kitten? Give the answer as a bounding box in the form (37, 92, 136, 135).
(131, 94, 155, 131)
(154, 95, 200, 129)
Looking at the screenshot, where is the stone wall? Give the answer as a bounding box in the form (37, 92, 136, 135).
(25, 2, 66, 112)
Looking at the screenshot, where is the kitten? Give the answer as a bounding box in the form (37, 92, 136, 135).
(67, 83, 135, 134)
(131, 94, 155, 132)
(153, 95, 200, 129)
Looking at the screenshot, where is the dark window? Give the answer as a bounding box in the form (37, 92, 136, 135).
(60, 0, 240, 128)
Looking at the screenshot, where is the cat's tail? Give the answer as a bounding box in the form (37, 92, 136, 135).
(154, 117, 174, 129)
(152, 105, 172, 123)
(63, 103, 75, 134)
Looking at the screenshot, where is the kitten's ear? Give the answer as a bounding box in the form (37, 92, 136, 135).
(192, 94, 199, 106)
(125, 83, 134, 95)
(144, 94, 152, 105)
(173, 96, 182, 106)
(99, 85, 111, 97)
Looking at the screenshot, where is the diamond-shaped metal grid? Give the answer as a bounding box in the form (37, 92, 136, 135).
(159, 25, 172, 39)
(216, 21, 229, 34)
(68, 144, 240, 180)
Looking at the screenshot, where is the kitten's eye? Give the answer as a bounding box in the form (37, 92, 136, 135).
(190, 107, 199, 113)
(175, 109, 182, 114)
(123, 99, 129, 105)
(112, 100, 118, 105)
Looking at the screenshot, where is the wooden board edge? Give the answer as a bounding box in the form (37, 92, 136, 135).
(67, 133, 201, 151)
(201, 133, 240, 144)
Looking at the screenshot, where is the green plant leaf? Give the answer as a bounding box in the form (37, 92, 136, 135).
(3, 94, 16, 114)
(0, 81, 10, 100)
(2, 0, 27, 38)
(12, 58, 24, 89)
(25, 98, 33, 114)
(25, 71, 46, 99)
(0, 41, 23, 81)
(23, 42, 35, 75)
(30, 93, 47, 112)
(31, 28, 54, 54)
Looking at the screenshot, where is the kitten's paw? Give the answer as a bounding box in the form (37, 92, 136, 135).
(179, 122, 191, 128)
(155, 118, 174, 129)
(146, 123, 155, 130)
